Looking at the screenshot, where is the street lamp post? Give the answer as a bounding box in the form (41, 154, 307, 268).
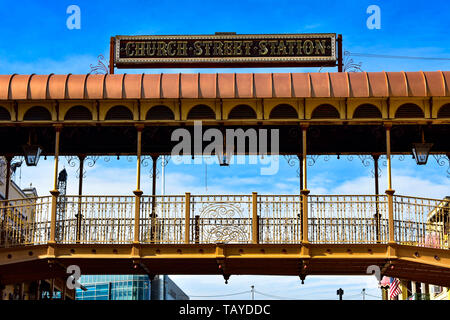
(337, 288, 344, 300)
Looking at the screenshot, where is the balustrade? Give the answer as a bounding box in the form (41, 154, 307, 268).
(0, 193, 448, 249)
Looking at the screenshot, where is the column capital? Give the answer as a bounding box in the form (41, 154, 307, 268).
(383, 122, 393, 129)
(301, 189, 310, 195)
(133, 190, 143, 196)
(53, 124, 63, 131)
(299, 123, 310, 130)
(385, 189, 395, 196)
(135, 124, 145, 131)
(50, 190, 60, 197)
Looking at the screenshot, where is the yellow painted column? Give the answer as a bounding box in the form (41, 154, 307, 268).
(133, 126, 143, 244)
(301, 125, 310, 244)
(49, 126, 62, 244)
(381, 288, 388, 300)
(185, 192, 191, 244)
(385, 124, 396, 244)
(400, 280, 408, 300)
(252, 192, 258, 244)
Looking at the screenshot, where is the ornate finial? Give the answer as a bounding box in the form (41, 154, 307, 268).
(88, 55, 109, 74)
(343, 50, 363, 72)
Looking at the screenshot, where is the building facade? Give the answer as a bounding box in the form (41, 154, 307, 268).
(0, 158, 74, 300)
(76, 275, 189, 300)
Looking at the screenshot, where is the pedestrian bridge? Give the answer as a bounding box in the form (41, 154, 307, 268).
(1, 193, 449, 286)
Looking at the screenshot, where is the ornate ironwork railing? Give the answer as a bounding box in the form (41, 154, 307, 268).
(258, 195, 302, 243)
(0, 196, 51, 247)
(0, 194, 448, 249)
(308, 195, 389, 244)
(191, 195, 252, 244)
(393, 195, 449, 249)
(60, 196, 135, 244)
(140, 195, 185, 244)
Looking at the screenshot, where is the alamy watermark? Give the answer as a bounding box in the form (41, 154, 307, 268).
(66, 5, 81, 30)
(366, 5, 381, 29)
(66, 265, 82, 289)
(171, 121, 280, 175)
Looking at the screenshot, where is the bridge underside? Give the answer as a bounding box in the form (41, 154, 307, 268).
(1, 243, 450, 287)
(1, 124, 450, 155)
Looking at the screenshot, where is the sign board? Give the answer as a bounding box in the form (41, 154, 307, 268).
(112, 33, 338, 69)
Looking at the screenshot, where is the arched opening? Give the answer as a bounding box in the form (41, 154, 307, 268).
(394, 103, 424, 118)
(437, 103, 450, 118)
(269, 104, 298, 119)
(23, 106, 52, 121)
(353, 104, 382, 119)
(105, 105, 133, 120)
(0, 106, 11, 120)
(64, 105, 93, 120)
(311, 104, 340, 119)
(187, 104, 216, 119)
(228, 105, 257, 119)
(146, 105, 175, 120)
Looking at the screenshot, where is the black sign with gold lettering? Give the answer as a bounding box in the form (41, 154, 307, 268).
(113, 34, 337, 69)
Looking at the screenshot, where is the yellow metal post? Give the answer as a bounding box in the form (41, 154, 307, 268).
(252, 192, 258, 244)
(133, 127, 143, 244)
(385, 125, 395, 244)
(400, 280, 408, 300)
(386, 125, 393, 191)
(185, 192, 191, 244)
(49, 126, 61, 244)
(301, 125, 310, 244)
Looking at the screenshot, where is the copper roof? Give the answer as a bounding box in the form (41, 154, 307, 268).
(0, 71, 449, 100)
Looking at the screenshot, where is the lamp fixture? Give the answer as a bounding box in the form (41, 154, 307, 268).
(22, 132, 42, 166)
(412, 128, 433, 165)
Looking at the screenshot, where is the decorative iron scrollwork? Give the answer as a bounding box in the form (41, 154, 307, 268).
(88, 55, 109, 75)
(149, 155, 171, 179)
(307, 155, 320, 166)
(65, 155, 99, 178)
(347, 154, 387, 178)
(433, 154, 450, 178)
(198, 202, 249, 243)
(85, 156, 99, 168)
(343, 51, 363, 72)
(283, 155, 300, 168)
(357, 155, 372, 167)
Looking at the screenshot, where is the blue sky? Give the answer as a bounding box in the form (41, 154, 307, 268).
(1, 0, 450, 74)
(3, 0, 450, 300)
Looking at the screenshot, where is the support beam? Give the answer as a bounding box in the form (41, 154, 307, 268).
(49, 126, 62, 244)
(252, 192, 258, 244)
(385, 124, 395, 244)
(337, 34, 343, 72)
(298, 154, 304, 243)
(385, 125, 393, 191)
(185, 192, 191, 244)
(301, 126, 308, 191)
(411, 281, 417, 300)
(75, 155, 85, 243)
(4, 156, 12, 201)
(373, 154, 381, 243)
(150, 154, 158, 243)
(301, 125, 309, 244)
(134, 127, 143, 244)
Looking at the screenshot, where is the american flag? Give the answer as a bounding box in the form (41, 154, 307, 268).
(389, 277, 402, 299)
